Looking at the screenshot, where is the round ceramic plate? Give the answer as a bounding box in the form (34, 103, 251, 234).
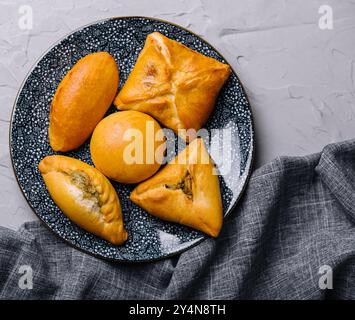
(10, 17, 254, 262)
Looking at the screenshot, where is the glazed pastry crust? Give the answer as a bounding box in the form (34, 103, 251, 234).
(130, 138, 223, 237)
(49, 52, 119, 151)
(38, 155, 127, 245)
(114, 32, 230, 140)
(90, 111, 165, 184)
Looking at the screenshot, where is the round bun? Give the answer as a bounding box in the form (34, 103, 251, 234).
(90, 111, 165, 184)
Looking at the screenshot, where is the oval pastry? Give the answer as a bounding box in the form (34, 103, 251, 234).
(49, 52, 119, 151)
(38, 155, 127, 245)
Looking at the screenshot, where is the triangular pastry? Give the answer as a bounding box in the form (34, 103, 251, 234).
(130, 138, 223, 237)
(39, 155, 127, 245)
(114, 32, 231, 140)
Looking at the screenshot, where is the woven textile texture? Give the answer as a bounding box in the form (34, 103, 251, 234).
(1, 140, 355, 299)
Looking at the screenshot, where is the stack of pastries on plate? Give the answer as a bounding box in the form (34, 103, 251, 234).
(39, 32, 230, 245)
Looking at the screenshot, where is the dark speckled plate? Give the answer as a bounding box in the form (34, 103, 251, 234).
(10, 17, 254, 262)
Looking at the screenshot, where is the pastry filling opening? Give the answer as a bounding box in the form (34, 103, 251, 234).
(165, 170, 193, 200)
(69, 170, 102, 212)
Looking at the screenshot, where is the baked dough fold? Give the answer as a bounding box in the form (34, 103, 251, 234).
(130, 138, 223, 237)
(114, 32, 230, 140)
(38, 155, 127, 245)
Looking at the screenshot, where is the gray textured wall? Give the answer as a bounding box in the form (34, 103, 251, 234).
(1, 0, 355, 229)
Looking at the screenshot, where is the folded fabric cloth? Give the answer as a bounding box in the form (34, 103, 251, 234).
(1, 140, 355, 300)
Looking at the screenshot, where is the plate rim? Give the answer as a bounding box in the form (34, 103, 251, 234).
(9, 16, 255, 263)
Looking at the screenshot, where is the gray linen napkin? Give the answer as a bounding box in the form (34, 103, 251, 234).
(1, 139, 355, 299)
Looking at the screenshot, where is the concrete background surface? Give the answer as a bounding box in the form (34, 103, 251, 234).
(1, 0, 355, 229)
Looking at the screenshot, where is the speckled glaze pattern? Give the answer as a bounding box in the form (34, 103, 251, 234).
(10, 17, 254, 262)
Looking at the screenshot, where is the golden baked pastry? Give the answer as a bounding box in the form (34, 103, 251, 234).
(130, 138, 223, 237)
(90, 110, 165, 184)
(114, 32, 231, 141)
(38, 155, 127, 245)
(49, 52, 119, 151)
